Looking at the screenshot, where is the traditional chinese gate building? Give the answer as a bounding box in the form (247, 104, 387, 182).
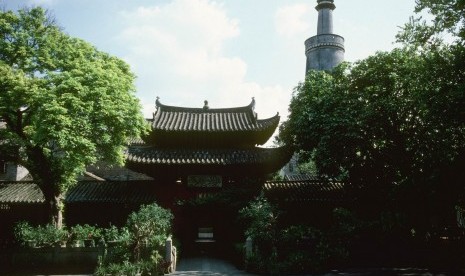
(125, 98, 292, 254)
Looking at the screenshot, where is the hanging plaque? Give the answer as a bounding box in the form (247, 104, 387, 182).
(188, 175, 222, 188)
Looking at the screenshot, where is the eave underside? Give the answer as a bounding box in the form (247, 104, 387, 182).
(126, 146, 292, 177)
(145, 128, 278, 147)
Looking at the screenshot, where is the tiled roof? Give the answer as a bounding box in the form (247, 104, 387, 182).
(126, 146, 291, 166)
(128, 137, 145, 146)
(152, 98, 279, 133)
(0, 181, 158, 204)
(66, 181, 157, 203)
(0, 182, 45, 203)
(264, 180, 347, 203)
(83, 164, 153, 181)
(284, 174, 320, 181)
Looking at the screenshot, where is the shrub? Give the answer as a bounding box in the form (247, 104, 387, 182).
(70, 224, 101, 241)
(240, 195, 280, 274)
(96, 203, 173, 276)
(126, 203, 173, 263)
(240, 201, 362, 274)
(126, 204, 173, 245)
(103, 225, 120, 242)
(94, 260, 139, 276)
(14, 222, 69, 247)
(14, 221, 35, 246)
(240, 195, 279, 244)
(36, 224, 69, 247)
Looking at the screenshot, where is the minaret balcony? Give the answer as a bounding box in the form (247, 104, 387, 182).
(305, 34, 345, 53)
(316, 0, 335, 11)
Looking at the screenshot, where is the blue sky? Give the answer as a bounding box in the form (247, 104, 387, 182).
(2, 0, 416, 124)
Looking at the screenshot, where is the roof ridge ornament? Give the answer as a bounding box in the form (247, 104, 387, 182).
(203, 100, 209, 110)
(249, 97, 258, 121)
(250, 97, 256, 110)
(155, 96, 161, 110)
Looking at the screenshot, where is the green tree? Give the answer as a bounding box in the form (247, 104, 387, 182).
(0, 8, 147, 227)
(240, 195, 280, 274)
(280, 41, 464, 227)
(396, 0, 465, 47)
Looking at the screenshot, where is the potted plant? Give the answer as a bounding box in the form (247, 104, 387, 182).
(53, 226, 69, 247)
(104, 225, 120, 247)
(14, 221, 36, 248)
(84, 225, 101, 247)
(70, 224, 87, 247)
(37, 224, 69, 247)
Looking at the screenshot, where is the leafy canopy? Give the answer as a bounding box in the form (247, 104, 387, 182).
(279, 0, 465, 224)
(397, 0, 465, 47)
(281, 46, 464, 186)
(0, 8, 147, 194)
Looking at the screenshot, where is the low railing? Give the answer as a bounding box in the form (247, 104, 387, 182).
(0, 246, 103, 273)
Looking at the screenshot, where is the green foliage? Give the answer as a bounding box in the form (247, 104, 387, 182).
(178, 186, 258, 219)
(267, 171, 284, 181)
(297, 158, 317, 175)
(94, 260, 141, 276)
(280, 45, 465, 224)
(240, 196, 280, 274)
(14, 221, 69, 247)
(36, 223, 69, 247)
(279, 0, 465, 259)
(397, 0, 465, 46)
(0, 7, 147, 226)
(240, 195, 279, 244)
(241, 205, 363, 274)
(96, 203, 173, 276)
(277, 209, 364, 274)
(103, 225, 130, 243)
(280, 0, 465, 230)
(95, 257, 163, 276)
(275, 1, 465, 271)
(126, 203, 173, 250)
(70, 224, 101, 241)
(14, 221, 35, 246)
(14, 222, 124, 248)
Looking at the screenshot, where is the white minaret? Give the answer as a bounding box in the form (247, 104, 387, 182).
(305, 0, 345, 72)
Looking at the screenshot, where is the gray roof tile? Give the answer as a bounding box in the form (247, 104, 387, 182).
(264, 180, 347, 202)
(66, 181, 157, 203)
(127, 147, 291, 166)
(153, 98, 279, 133)
(0, 182, 45, 203)
(0, 181, 158, 204)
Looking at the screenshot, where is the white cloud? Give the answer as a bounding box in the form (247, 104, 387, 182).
(275, 3, 311, 37)
(119, 0, 242, 90)
(118, 0, 289, 125)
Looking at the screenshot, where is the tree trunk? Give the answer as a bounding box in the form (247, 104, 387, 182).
(25, 145, 64, 228)
(49, 195, 64, 229)
(42, 187, 64, 228)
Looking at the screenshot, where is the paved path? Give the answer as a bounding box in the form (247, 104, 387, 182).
(172, 257, 254, 276)
(172, 257, 460, 276)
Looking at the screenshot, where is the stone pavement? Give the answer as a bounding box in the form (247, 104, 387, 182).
(2, 257, 461, 275)
(172, 257, 254, 276)
(171, 257, 461, 276)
